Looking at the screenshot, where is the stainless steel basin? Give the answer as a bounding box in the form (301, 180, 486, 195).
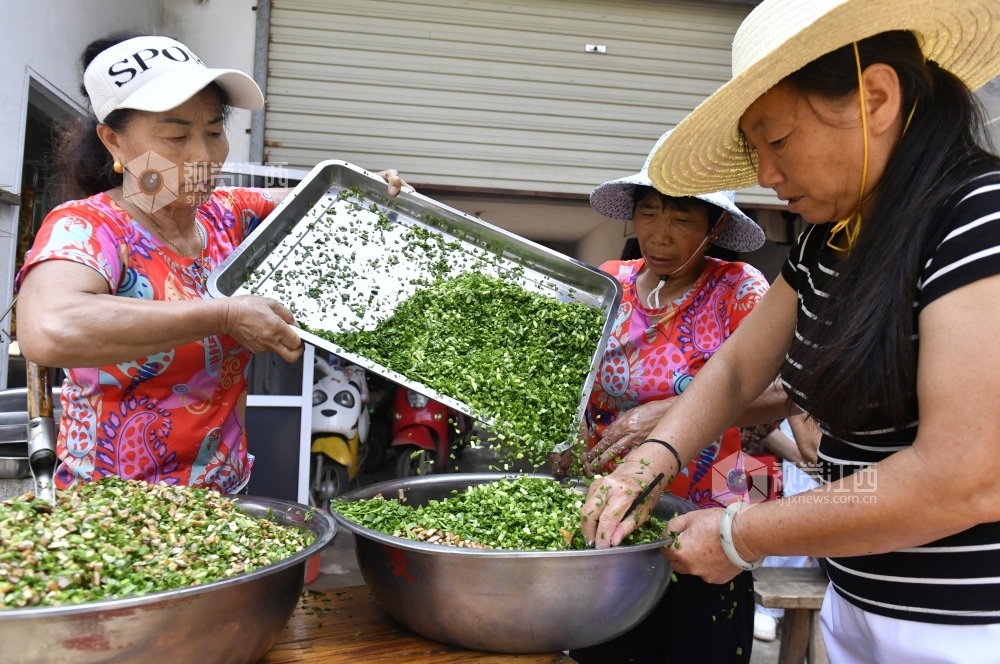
(333, 473, 695, 653)
(0, 495, 336, 664)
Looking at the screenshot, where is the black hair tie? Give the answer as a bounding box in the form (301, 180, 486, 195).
(643, 438, 683, 473)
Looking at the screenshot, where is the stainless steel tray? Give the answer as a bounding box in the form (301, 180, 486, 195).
(209, 161, 622, 447)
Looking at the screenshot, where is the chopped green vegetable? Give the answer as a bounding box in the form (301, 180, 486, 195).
(0, 478, 311, 609)
(309, 272, 602, 467)
(246, 188, 605, 470)
(335, 476, 666, 551)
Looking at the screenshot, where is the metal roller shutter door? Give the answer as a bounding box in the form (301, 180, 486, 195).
(264, 0, 764, 200)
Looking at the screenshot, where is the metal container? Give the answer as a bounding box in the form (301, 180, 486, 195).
(0, 496, 336, 664)
(332, 473, 695, 653)
(0, 388, 63, 474)
(0, 457, 29, 481)
(208, 161, 622, 444)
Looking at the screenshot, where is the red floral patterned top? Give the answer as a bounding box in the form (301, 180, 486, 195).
(586, 258, 768, 508)
(15, 188, 275, 492)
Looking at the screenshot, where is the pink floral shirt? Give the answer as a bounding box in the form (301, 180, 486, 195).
(16, 188, 275, 492)
(586, 258, 769, 507)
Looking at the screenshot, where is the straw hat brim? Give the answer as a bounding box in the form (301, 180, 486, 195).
(649, 0, 1000, 196)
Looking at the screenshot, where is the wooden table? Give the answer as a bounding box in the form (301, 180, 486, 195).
(753, 567, 830, 664)
(262, 585, 575, 663)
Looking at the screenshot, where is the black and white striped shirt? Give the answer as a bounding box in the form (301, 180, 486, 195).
(781, 170, 1000, 625)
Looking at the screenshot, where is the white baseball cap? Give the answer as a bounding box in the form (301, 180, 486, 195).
(83, 36, 263, 122)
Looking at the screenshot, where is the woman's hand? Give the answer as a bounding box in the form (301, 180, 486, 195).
(586, 398, 676, 470)
(548, 448, 575, 478)
(377, 169, 413, 197)
(580, 446, 673, 548)
(787, 414, 821, 464)
(660, 508, 746, 585)
(269, 170, 412, 204)
(221, 295, 304, 362)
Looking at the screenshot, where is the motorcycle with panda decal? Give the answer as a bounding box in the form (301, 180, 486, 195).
(308, 357, 370, 510)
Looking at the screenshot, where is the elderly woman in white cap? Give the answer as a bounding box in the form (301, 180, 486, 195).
(567, 129, 773, 664)
(14, 32, 407, 493)
(582, 0, 1000, 661)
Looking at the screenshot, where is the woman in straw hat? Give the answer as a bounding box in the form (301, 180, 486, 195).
(580, 0, 1000, 660)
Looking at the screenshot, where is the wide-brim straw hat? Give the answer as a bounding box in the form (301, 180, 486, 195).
(590, 130, 765, 252)
(649, 0, 1000, 196)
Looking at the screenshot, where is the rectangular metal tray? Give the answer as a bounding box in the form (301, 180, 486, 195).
(208, 160, 622, 447)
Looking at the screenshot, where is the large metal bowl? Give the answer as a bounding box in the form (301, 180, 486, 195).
(0, 495, 336, 664)
(333, 473, 695, 653)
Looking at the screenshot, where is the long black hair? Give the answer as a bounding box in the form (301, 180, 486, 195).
(53, 31, 232, 201)
(784, 31, 999, 431)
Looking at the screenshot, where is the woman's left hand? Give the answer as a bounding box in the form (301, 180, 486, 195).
(378, 169, 413, 196)
(267, 170, 413, 206)
(660, 508, 745, 585)
(586, 398, 676, 469)
(580, 457, 666, 547)
(548, 448, 575, 478)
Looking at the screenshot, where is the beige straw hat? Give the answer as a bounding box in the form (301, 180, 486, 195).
(649, 0, 1000, 197)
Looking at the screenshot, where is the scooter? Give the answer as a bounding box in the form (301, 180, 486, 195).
(358, 372, 396, 472)
(392, 388, 474, 478)
(309, 357, 370, 510)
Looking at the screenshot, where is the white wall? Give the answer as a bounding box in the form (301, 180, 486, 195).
(432, 193, 605, 244)
(0, 0, 165, 387)
(576, 218, 628, 268)
(163, 0, 259, 164)
(0, 0, 164, 190)
(0, 0, 257, 188)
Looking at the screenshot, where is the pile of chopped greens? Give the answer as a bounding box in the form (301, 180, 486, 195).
(334, 476, 666, 551)
(247, 188, 523, 323)
(0, 478, 312, 609)
(310, 273, 603, 466)
(244, 188, 607, 468)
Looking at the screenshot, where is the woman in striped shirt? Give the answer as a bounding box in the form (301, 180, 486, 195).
(580, 2, 1000, 661)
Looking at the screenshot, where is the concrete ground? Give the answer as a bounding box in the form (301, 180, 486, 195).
(750, 631, 781, 664)
(308, 440, 781, 663)
(0, 477, 35, 501)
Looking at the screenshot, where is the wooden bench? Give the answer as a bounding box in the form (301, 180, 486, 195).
(754, 567, 830, 664)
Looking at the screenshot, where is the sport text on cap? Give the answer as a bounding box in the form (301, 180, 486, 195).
(83, 35, 263, 122)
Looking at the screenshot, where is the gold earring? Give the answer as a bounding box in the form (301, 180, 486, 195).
(113, 159, 124, 174)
